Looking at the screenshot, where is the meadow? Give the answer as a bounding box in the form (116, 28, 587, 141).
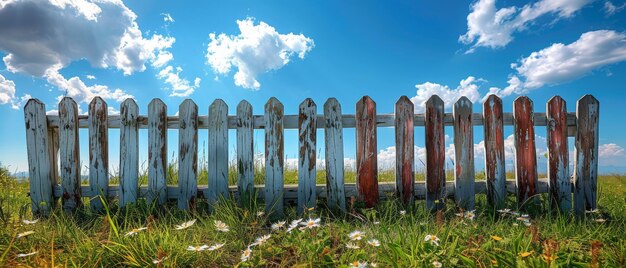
(1, 162, 625, 267)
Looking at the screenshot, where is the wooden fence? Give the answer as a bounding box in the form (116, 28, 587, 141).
(23, 95, 599, 217)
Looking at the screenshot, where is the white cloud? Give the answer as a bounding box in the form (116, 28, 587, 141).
(85, 74, 96, 80)
(162, 13, 174, 23)
(410, 76, 483, 113)
(157, 66, 201, 97)
(0, 74, 16, 105)
(604, 1, 626, 16)
(206, 18, 314, 90)
(599, 143, 625, 158)
(460, 0, 592, 52)
(45, 67, 132, 104)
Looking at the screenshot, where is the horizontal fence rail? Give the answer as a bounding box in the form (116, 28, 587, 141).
(24, 95, 599, 217)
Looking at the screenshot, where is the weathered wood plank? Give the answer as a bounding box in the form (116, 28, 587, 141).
(453, 97, 475, 210)
(47, 127, 59, 198)
(425, 95, 446, 211)
(264, 98, 285, 218)
(323, 98, 346, 212)
(178, 99, 198, 210)
(513, 96, 538, 206)
(574, 95, 599, 216)
(298, 98, 317, 214)
(547, 96, 571, 212)
(237, 101, 255, 208)
(147, 99, 168, 205)
(119, 99, 139, 208)
(24, 99, 55, 216)
(206, 99, 229, 206)
(58, 97, 81, 212)
(356, 96, 379, 208)
(483, 95, 506, 209)
(395, 96, 414, 205)
(88, 97, 109, 211)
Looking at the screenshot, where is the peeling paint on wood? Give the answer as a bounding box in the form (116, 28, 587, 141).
(574, 95, 599, 216)
(119, 99, 139, 207)
(324, 98, 346, 212)
(483, 95, 506, 209)
(59, 97, 81, 212)
(298, 98, 317, 214)
(147, 99, 168, 205)
(237, 101, 255, 208)
(265, 98, 284, 218)
(513, 96, 538, 206)
(454, 97, 475, 210)
(395, 96, 414, 205)
(207, 99, 229, 206)
(178, 99, 198, 210)
(24, 99, 55, 216)
(547, 96, 571, 212)
(356, 96, 379, 208)
(89, 97, 109, 211)
(425, 95, 446, 211)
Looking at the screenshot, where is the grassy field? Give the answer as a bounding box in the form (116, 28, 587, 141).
(1, 164, 625, 267)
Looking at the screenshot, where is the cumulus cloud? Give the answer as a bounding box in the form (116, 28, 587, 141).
(206, 18, 314, 90)
(157, 66, 201, 97)
(0, 74, 16, 106)
(460, 0, 592, 52)
(45, 67, 132, 104)
(599, 143, 625, 158)
(410, 76, 483, 113)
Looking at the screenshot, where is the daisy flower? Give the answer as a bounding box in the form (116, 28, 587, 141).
(432, 261, 442, 267)
(349, 261, 368, 268)
(16, 251, 37, 258)
(186, 245, 209, 252)
(271, 221, 286, 230)
(214, 220, 230, 232)
(241, 248, 252, 262)
(21, 219, 39, 225)
(252, 234, 271, 246)
(400, 210, 406, 216)
(424, 234, 440, 246)
(300, 218, 321, 229)
(175, 219, 196, 230)
(349, 230, 365, 241)
(124, 227, 147, 237)
(152, 256, 169, 264)
(208, 243, 225, 251)
(17, 231, 35, 238)
(346, 243, 360, 249)
(367, 239, 380, 247)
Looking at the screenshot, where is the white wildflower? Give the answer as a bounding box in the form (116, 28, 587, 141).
(214, 220, 230, 232)
(175, 219, 196, 230)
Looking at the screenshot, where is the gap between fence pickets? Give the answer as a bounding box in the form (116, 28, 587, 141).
(45, 112, 578, 131)
(51, 179, 558, 200)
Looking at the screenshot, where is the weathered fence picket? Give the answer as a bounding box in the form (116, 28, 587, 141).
(24, 94, 600, 217)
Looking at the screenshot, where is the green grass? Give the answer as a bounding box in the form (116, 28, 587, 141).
(1, 164, 625, 267)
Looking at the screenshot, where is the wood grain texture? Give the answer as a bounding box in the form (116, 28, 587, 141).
(323, 98, 346, 212)
(395, 96, 414, 205)
(119, 99, 139, 207)
(298, 98, 317, 214)
(453, 97, 475, 210)
(574, 95, 599, 216)
(356, 96, 379, 208)
(178, 99, 198, 210)
(483, 95, 506, 209)
(147, 99, 168, 205)
(265, 98, 285, 218)
(59, 98, 81, 212)
(513, 96, 538, 206)
(206, 99, 229, 205)
(546, 96, 571, 212)
(237, 100, 255, 208)
(24, 99, 55, 216)
(88, 97, 109, 211)
(425, 95, 446, 211)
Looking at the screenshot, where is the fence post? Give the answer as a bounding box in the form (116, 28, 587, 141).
(324, 98, 346, 212)
(119, 98, 139, 207)
(453, 97, 475, 210)
(546, 96, 571, 212)
(356, 96, 379, 208)
(207, 99, 229, 206)
(395, 96, 414, 205)
(148, 99, 168, 205)
(298, 98, 317, 214)
(178, 99, 198, 210)
(24, 99, 55, 216)
(574, 95, 599, 216)
(425, 95, 446, 211)
(237, 100, 254, 208)
(265, 97, 285, 218)
(59, 97, 81, 212)
(89, 97, 109, 211)
(513, 96, 538, 207)
(483, 95, 506, 209)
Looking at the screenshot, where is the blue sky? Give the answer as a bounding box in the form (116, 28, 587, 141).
(1, 0, 625, 174)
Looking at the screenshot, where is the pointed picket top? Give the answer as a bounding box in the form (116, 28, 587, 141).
(89, 96, 107, 108)
(426, 95, 444, 112)
(265, 97, 284, 110)
(211, 98, 227, 110)
(356, 96, 376, 112)
(484, 94, 502, 106)
(60, 97, 77, 109)
(238, 99, 252, 111)
(396, 95, 412, 106)
(578, 94, 599, 106)
(455, 96, 472, 109)
(514, 96, 533, 112)
(149, 98, 166, 108)
(180, 99, 197, 110)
